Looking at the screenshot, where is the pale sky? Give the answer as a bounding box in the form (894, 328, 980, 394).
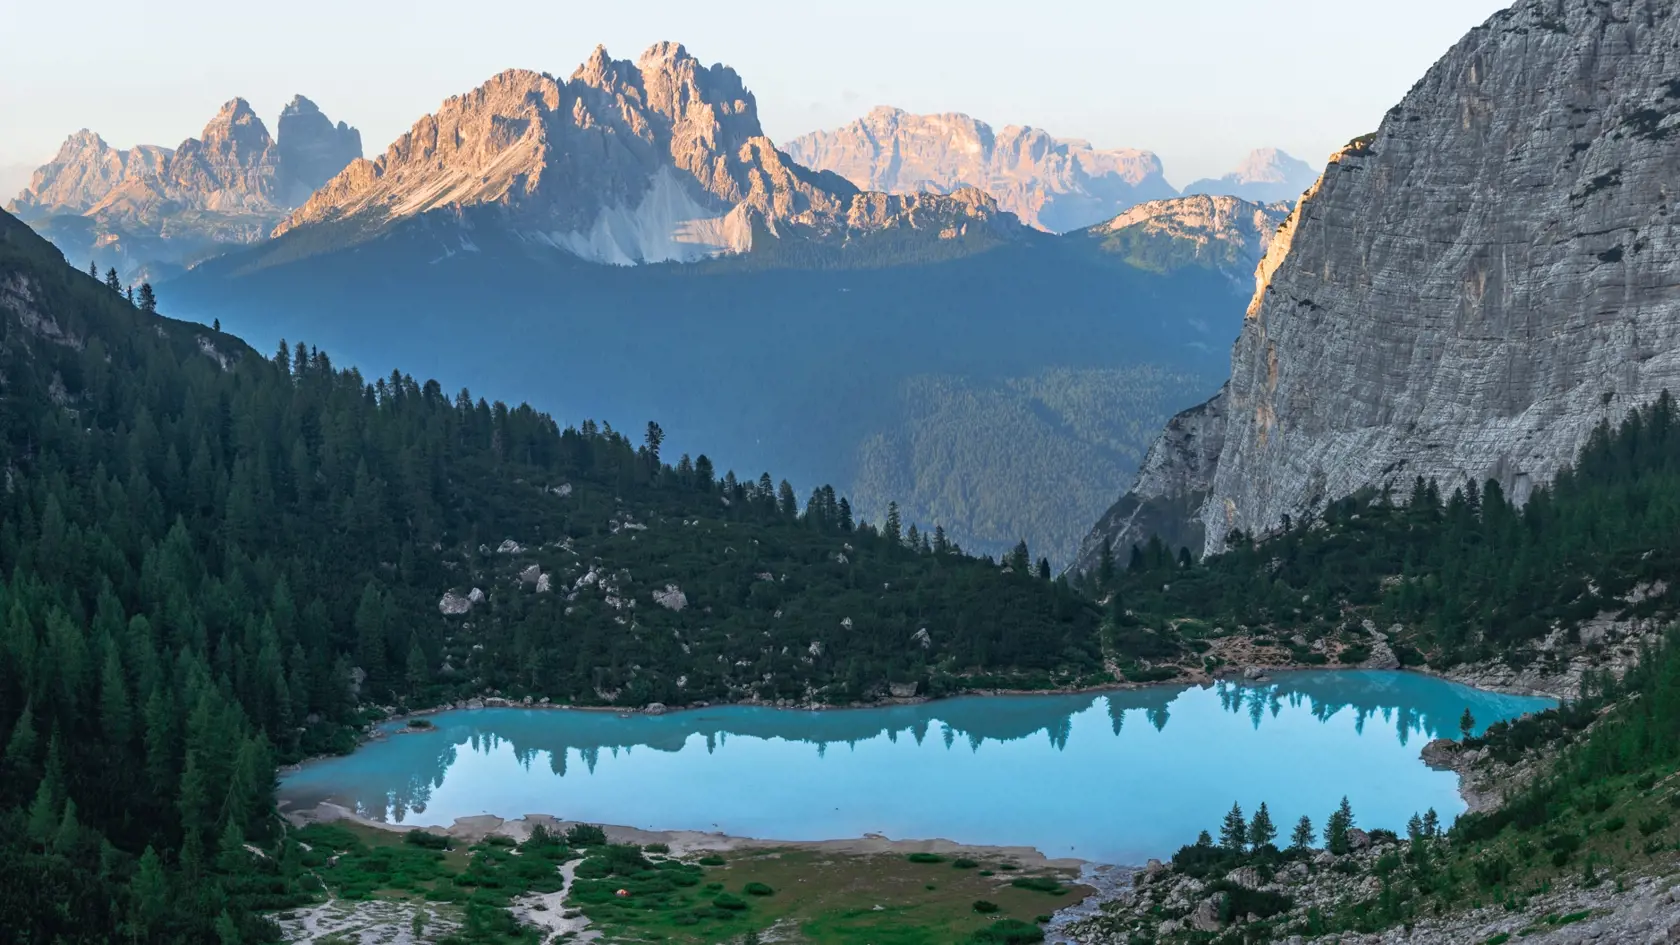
(1, 0, 1510, 195)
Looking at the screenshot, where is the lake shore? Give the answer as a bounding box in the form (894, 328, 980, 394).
(282, 800, 1089, 871)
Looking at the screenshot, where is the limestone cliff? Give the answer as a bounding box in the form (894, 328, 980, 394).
(277, 45, 1023, 264)
(1076, 0, 1680, 571)
(784, 106, 1175, 232)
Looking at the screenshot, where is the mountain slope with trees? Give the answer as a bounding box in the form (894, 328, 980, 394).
(0, 206, 1102, 943)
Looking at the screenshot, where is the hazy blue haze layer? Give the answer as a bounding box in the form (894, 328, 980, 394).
(280, 670, 1553, 864)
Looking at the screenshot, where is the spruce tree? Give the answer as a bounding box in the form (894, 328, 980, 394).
(1325, 796, 1355, 855)
(105, 267, 121, 292)
(1219, 801, 1248, 852)
(1290, 815, 1315, 852)
(1249, 802, 1277, 851)
(136, 281, 157, 313)
(1459, 707, 1476, 738)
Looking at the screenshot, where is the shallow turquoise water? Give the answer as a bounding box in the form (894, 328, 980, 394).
(279, 671, 1553, 864)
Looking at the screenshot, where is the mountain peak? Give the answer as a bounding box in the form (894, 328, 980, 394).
(282, 95, 322, 118)
(273, 44, 1023, 266)
(1181, 148, 1317, 203)
(785, 108, 1172, 232)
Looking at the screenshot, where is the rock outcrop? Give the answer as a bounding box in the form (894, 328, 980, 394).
(784, 106, 1176, 232)
(1077, 0, 1680, 570)
(8, 97, 361, 279)
(1180, 147, 1317, 204)
(277, 45, 1025, 264)
(275, 95, 363, 203)
(1076, 195, 1290, 286)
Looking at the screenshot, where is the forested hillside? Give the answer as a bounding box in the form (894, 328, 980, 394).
(1081, 394, 1680, 675)
(0, 208, 1101, 942)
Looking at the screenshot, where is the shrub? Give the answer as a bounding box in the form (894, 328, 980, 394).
(484, 834, 515, 847)
(953, 858, 979, 869)
(1473, 854, 1513, 888)
(698, 855, 726, 866)
(744, 882, 774, 896)
(644, 842, 670, 853)
(973, 900, 1000, 914)
(907, 853, 945, 864)
(403, 831, 451, 850)
(970, 919, 1044, 945)
(406, 718, 434, 729)
(566, 824, 608, 846)
(713, 893, 749, 911)
(978, 870, 995, 877)
(1009, 876, 1066, 895)
(1485, 934, 1511, 945)
(1206, 881, 1293, 920)
(1603, 816, 1627, 833)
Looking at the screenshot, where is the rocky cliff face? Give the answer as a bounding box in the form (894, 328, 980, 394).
(1076, 0, 1680, 572)
(783, 106, 1176, 233)
(7, 97, 361, 279)
(1180, 147, 1318, 204)
(277, 45, 1022, 264)
(1077, 195, 1290, 286)
(276, 95, 363, 203)
(8, 132, 174, 219)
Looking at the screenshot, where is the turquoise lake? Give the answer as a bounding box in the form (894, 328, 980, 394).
(278, 671, 1553, 864)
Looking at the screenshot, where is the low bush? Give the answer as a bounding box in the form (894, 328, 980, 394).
(1009, 876, 1066, 895)
(713, 893, 749, 911)
(970, 918, 1044, 945)
(973, 900, 1000, 914)
(744, 882, 774, 896)
(907, 853, 945, 864)
(953, 858, 979, 869)
(566, 824, 608, 846)
(402, 831, 451, 850)
(644, 842, 670, 853)
(698, 855, 726, 866)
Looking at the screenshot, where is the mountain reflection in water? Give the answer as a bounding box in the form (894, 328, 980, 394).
(280, 670, 1552, 864)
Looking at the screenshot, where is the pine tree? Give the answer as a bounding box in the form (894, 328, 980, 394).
(1325, 796, 1355, 855)
(88, 259, 98, 278)
(1036, 557, 1052, 580)
(1459, 706, 1476, 738)
(1290, 815, 1315, 852)
(138, 282, 157, 314)
(1249, 802, 1277, 850)
(105, 267, 121, 292)
(126, 285, 135, 305)
(905, 523, 921, 550)
(932, 524, 949, 554)
(1097, 537, 1116, 589)
(644, 421, 664, 467)
(838, 497, 854, 532)
(1219, 801, 1248, 852)
(884, 502, 902, 543)
(777, 480, 799, 519)
(1421, 808, 1440, 838)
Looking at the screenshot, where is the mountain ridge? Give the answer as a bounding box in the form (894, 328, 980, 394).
(1075, 0, 1680, 573)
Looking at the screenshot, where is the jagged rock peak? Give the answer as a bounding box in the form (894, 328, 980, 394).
(785, 106, 1174, 232)
(276, 94, 363, 199)
(276, 43, 1023, 266)
(1075, 0, 1680, 572)
(198, 97, 273, 153)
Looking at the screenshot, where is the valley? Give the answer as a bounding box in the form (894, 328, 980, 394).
(5, 0, 1680, 944)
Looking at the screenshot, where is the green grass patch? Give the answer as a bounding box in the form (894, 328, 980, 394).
(1008, 876, 1065, 895)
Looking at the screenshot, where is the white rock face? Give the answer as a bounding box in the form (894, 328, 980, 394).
(439, 592, 472, 615)
(1078, 0, 1680, 567)
(785, 106, 1175, 232)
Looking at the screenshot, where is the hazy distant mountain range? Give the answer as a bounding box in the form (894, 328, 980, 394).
(6, 96, 360, 281)
(7, 43, 1295, 564)
(786, 108, 1316, 232)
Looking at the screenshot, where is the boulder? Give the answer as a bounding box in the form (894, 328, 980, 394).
(888, 682, 918, 698)
(439, 592, 472, 615)
(519, 564, 541, 584)
(468, 587, 486, 604)
(1190, 896, 1222, 932)
(1225, 866, 1264, 889)
(536, 573, 552, 593)
(911, 628, 931, 649)
(652, 584, 688, 611)
(1242, 665, 1265, 680)
(1347, 827, 1371, 851)
(496, 539, 524, 554)
(644, 703, 667, 715)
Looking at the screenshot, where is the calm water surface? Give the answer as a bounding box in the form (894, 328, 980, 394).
(280, 671, 1553, 864)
